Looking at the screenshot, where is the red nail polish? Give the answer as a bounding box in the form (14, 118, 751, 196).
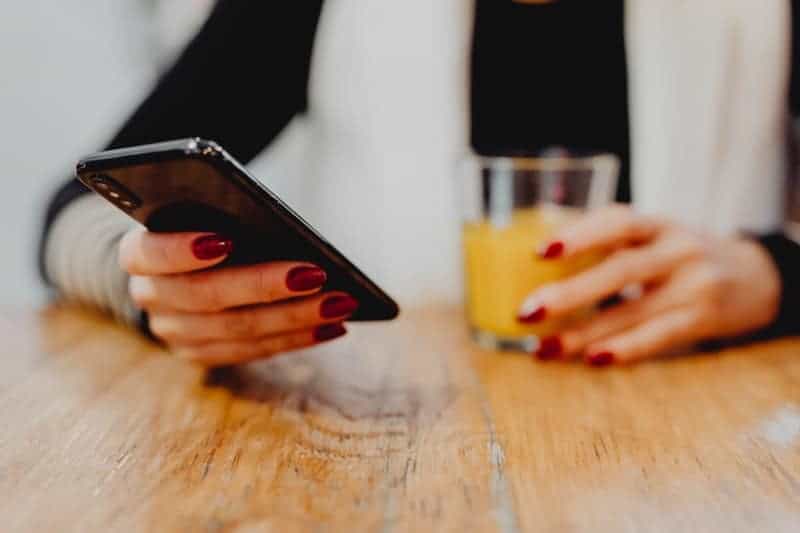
(192, 234, 233, 260)
(286, 266, 327, 292)
(586, 351, 615, 367)
(539, 241, 564, 260)
(320, 295, 360, 319)
(535, 335, 562, 360)
(314, 323, 347, 342)
(518, 305, 547, 324)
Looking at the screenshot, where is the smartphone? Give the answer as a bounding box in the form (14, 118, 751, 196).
(76, 138, 399, 321)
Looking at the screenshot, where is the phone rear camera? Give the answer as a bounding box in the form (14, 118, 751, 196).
(89, 174, 142, 213)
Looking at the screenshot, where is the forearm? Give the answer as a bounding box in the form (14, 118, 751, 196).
(43, 195, 139, 325)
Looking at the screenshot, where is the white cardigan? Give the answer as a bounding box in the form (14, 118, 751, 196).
(627, 0, 789, 234)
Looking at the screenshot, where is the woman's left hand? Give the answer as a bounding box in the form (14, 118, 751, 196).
(517, 205, 782, 366)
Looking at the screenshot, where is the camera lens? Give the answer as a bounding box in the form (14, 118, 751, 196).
(89, 174, 141, 213)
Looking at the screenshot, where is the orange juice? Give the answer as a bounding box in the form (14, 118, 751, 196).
(463, 206, 599, 340)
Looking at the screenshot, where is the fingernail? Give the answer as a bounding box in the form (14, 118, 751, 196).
(320, 295, 360, 319)
(586, 351, 615, 367)
(518, 305, 547, 324)
(192, 234, 233, 260)
(314, 323, 347, 342)
(538, 241, 564, 260)
(535, 335, 562, 360)
(286, 266, 327, 292)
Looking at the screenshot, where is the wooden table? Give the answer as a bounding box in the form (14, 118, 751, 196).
(2, 306, 800, 532)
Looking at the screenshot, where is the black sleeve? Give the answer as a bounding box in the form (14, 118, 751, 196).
(39, 0, 324, 284)
(756, 234, 800, 336)
(763, 0, 800, 335)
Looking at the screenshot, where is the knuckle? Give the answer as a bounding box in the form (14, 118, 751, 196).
(616, 212, 640, 234)
(608, 205, 660, 241)
(222, 310, 258, 338)
(692, 264, 730, 305)
(559, 329, 584, 356)
(285, 302, 310, 325)
(669, 308, 706, 342)
(188, 273, 227, 311)
(608, 249, 643, 280)
(254, 266, 282, 302)
(696, 264, 723, 290)
(154, 238, 177, 269)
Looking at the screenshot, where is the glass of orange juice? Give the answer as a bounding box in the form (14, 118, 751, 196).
(461, 150, 619, 351)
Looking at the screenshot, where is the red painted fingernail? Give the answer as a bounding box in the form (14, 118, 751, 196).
(586, 351, 615, 367)
(286, 266, 327, 292)
(320, 295, 360, 319)
(518, 305, 547, 324)
(191, 234, 233, 260)
(538, 241, 564, 260)
(314, 323, 347, 342)
(535, 335, 562, 360)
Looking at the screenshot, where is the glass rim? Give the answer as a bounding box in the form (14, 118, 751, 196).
(469, 151, 620, 173)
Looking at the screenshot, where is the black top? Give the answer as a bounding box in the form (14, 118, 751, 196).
(40, 0, 800, 334)
(471, 0, 630, 201)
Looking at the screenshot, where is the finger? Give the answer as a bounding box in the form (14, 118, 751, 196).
(519, 234, 702, 322)
(538, 205, 661, 260)
(129, 262, 327, 312)
(174, 323, 347, 367)
(534, 281, 687, 361)
(149, 292, 358, 344)
(583, 307, 704, 366)
(120, 229, 233, 275)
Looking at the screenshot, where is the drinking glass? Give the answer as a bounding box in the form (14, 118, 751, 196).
(461, 150, 619, 351)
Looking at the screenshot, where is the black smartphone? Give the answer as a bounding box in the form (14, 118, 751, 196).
(76, 138, 399, 321)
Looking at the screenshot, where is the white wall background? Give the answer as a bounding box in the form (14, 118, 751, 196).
(0, 0, 471, 309)
(0, 0, 223, 306)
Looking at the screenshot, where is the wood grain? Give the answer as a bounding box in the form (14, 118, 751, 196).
(1, 305, 799, 532)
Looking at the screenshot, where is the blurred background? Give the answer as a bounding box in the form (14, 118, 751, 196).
(1, 0, 469, 308)
(0, 0, 214, 306)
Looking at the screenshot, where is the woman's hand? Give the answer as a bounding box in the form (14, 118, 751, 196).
(517, 205, 782, 366)
(119, 229, 358, 366)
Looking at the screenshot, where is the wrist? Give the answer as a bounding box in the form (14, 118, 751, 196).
(736, 237, 782, 330)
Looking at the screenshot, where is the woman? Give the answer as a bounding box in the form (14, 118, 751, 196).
(40, 0, 800, 366)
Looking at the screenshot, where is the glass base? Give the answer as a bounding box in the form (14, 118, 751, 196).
(470, 328, 540, 353)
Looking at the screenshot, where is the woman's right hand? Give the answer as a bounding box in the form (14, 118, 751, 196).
(118, 229, 358, 366)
